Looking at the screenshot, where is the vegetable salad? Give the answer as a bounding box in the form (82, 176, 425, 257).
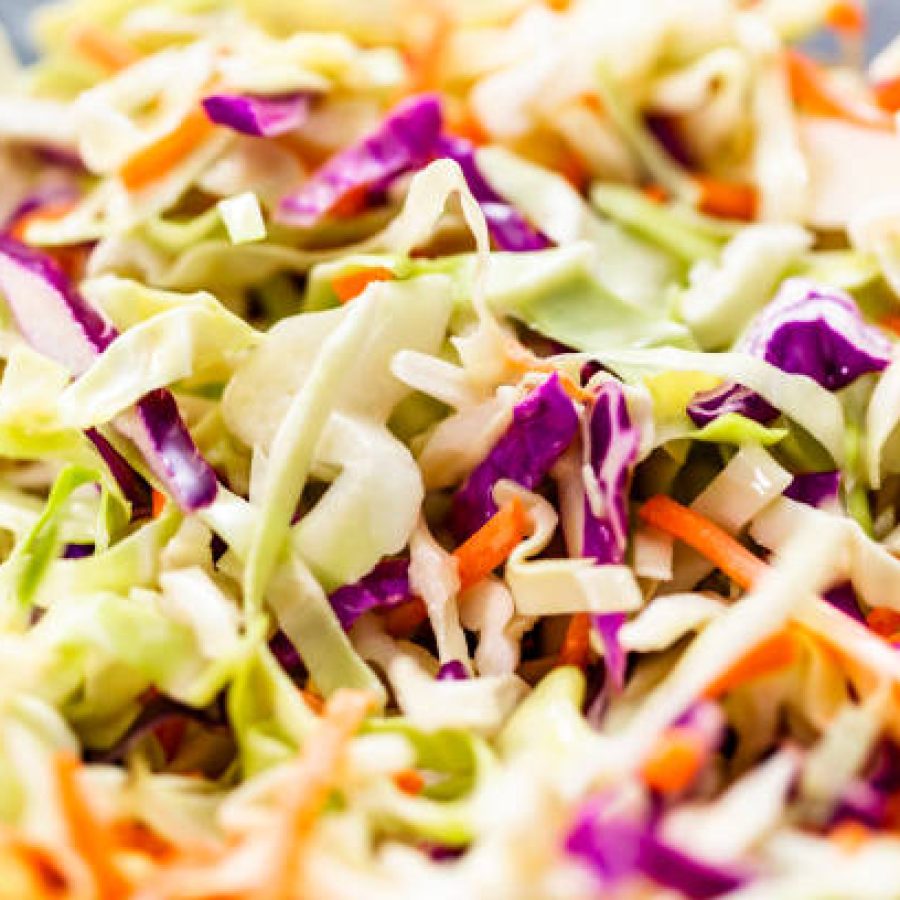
(0, 0, 900, 897)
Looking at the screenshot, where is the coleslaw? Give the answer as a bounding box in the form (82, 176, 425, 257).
(0, 0, 899, 897)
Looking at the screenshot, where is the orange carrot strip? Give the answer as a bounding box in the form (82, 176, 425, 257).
(641, 727, 706, 795)
(866, 608, 900, 640)
(151, 489, 167, 519)
(301, 689, 325, 715)
(269, 690, 373, 900)
(406, 7, 451, 93)
(643, 184, 669, 205)
(874, 76, 900, 113)
(638, 495, 768, 590)
(453, 497, 530, 592)
(54, 754, 129, 900)
(331, 267, 396, 304)
(382, 597, 428, 638)
(327, 182, 371, 219)
(9, 201, 77, 243)
(120, 108, 217, 192)
(695, 175, 758, 221)
(786, 49, 891, 130)
(826, 1, 866, 33)
(880, 314, 900, 337)
(393, 769, 426, 796)
(558, 613, 592, 668)
(451, 107, 491, 148)
(704, 631, 798, 699)
(830, 820, 870, 852)
(72, 26, 140, 73)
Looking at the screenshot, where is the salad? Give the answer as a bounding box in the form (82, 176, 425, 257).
(2, 0, 900, 896)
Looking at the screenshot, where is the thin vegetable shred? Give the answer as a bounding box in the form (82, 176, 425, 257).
(1, 0, 900, 897)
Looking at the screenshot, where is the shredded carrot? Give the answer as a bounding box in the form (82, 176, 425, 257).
(331, 267, 396, 304)
(266, 690, 373, 900)
(72, 26, 140, 73)
(328, 182, 371, 219)
(704, 631, 798, 699)
(556, 150, 590, 192)
(880, 314, 900, 337)
(109, 821, 173, 861)
(382, 597, 428, 638)
(785, 49, 891, 131)
(638, 495, 768, 591)
(9, 201, 77, 243)
(643, 184, 669, 204)
(151, 489, 167, 519)
(826, 0, 867, 33)
(558, 613, 592, 668)
(694, 175, 758, 221)
(301, 689, 325, 715)
(120, 108, 217, 192)
(830, 820, 870, 852)
(406, 7, 451, 93)
(54, 754, 129, 900)
(866, 608, 900, 640)
(450, 107, 491, 147)
(874, 76, 900, 113)
(579, 91, 605, 116)
(641, 727, 706, 795)
(453, 497, 531, 592)
(393, 769, 426, 796)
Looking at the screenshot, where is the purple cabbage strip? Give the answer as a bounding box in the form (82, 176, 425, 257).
(450, 373, 579, 540)
(62, 543, 94, 559)
(278, 93, 443, 228)
(823, 583, 865, 623)
(689, 280, 891, 427)
(592, 613, 627, 691)
(436, 135, 551, 252)
(202, 92, 312, 138)
(784, 471, 841, 509)
(582, 382, 640, 564)
(86, 427, 152, 515)
(329, 558, 413, 631)
(565, 799, 750, 899)
(581, 382, 641, 691)
(0, 237, 217, 511)
(687, 383, 778, 427)
(831, 743, 900, 829)
(437, 660, 469, 681)
(269, 630, 302, 672)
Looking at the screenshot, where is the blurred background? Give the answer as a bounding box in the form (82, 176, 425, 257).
(0, 0, 900, 58)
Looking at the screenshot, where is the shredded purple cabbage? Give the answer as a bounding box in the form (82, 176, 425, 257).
(831, 743, 900, 829)
(582, 382, 640, 564)
(62, 543, 94, 560)
(580, 382, 641, 691)
(822, 583, 865, 623)
(450, 373, 579, 540)
(689, 280, 891, 427)
(329, 558, 412, 630)
(269, 631, 302, 672)
(565, 798, 750, 899)
(278, 93, 443, 227)
(437, 660, 469, 681)
(784, 471, 841, 509)
(687, 383, 778, 427)
(86, 427, 152, 515)
(0, 237, 217, 511)
(202, 92, 312, 138)
(436, 136, 551, 252)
